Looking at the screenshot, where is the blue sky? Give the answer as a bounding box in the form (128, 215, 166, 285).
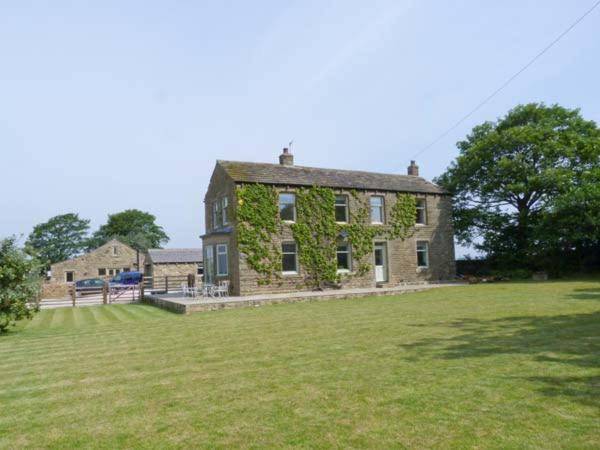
(1, 1, 599, 254)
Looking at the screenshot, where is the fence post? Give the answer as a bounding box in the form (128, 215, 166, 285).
(102, 283, 108, 304)
(70, 286, 76, 307)
(165, 276, 169, 293)
(139, 282, 144, 302)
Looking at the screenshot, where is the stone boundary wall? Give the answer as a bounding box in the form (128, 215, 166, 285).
(41, 282, 70, 299)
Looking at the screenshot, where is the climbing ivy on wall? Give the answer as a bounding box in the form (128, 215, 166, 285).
(291, 187, 339, 289)
(388, 193, 417, 240)
(339, 191, 377, 276)
(236, 184, 418, 288)
(236, 184, 282, 285)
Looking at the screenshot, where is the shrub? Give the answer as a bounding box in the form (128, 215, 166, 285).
(0, 237, 41, 333)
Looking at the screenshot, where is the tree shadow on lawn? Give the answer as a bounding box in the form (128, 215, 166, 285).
(402, 311, 600, 408)
(569, 287, 600, 301)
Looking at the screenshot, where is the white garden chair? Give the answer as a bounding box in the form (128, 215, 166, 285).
(214, 280, 230, 298)
(181, 283, 189, 297)
(202, 283, 214, 298)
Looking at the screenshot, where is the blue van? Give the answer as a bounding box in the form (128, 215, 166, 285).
(110, 271, 144, 285)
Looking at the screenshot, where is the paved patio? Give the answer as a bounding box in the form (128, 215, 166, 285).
(143, 282, 462, 314)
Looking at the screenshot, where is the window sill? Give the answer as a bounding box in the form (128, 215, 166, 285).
(371, 222, 384, 226)
(416, 266, 429, 272)
(415, 223, 427, 227)
(281, 271, 298, 276)
(337, 269, 351, 274)
(282, 220, 296, 224)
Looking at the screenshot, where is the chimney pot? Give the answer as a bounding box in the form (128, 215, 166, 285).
(279, 147, 294, 166)
(408, 160, 419, 176)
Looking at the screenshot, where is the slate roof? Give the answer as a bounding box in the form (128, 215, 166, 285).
(217, 160, 445, 194)
(147, 248, 203, 264)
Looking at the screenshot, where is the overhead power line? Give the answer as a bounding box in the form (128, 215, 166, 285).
(412, 0, 600, 159)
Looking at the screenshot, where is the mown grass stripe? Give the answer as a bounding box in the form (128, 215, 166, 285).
(94, 305, 123, 324)
(78, 306, 99, 328)
(37, 308, 56, 329)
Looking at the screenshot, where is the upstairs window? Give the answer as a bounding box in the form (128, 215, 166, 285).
(98, 268, 106, 276)
(337, 244, 351, 272)
(281, 242, 298, 273)
(279, 193, 296, 222)
(416, 241, 429, 268)
(213, 201, 223, 229)
(416, 198, 427, 225)
(222, 197, 229, 225)
(335, 195, 349, 223)
(370, 196, 384, 224)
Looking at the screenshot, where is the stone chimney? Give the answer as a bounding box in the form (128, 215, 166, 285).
(279, 147, 294, 166)
(407, 160, 419, 176)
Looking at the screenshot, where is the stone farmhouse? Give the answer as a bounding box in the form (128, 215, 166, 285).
(202, 149, 456, 296)
(50, 239, 140, 283)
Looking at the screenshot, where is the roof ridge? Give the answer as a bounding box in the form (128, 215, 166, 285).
(218, 159, 432, 181)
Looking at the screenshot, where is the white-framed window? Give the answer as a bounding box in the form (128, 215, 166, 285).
(204, 245, 214, 283)
(370, 196, 384, 224)
(112, 246, 118, 256)
(335, 195, 349, 223)
(216, 244, 228, 276)
(222, 197, 229, 225)
(281, 242, 298, 274)
(337, 243, 351, 272)
(279, 193, 296, 222)
(416, 241, 429, 268)
(65, 271, 74, 282)
(416, 198, 427, 225)
(213, 202, 222, 229)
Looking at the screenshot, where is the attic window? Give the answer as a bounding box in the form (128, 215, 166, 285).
(112, 246, 118, 256)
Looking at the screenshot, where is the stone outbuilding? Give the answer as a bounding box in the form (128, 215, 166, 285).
(144, 248, 203, 287)
(50, 239, 139, 283)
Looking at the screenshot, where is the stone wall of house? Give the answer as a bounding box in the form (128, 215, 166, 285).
(50, 240, 140, 282)
(203, 179, 456, 296)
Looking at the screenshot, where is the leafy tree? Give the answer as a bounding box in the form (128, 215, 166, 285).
(88, 209, 169, 252)
(537, 167, 600, 271)
(0, 237, 40, 333)
(25, 213, 90, 269)
(436, 103, 600, 268)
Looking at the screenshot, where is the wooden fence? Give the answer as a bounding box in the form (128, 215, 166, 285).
(39, 283, 144, 309)
(143, 274, 200, 293)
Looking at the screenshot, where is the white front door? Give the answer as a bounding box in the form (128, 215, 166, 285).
(374, 244, 387, 283)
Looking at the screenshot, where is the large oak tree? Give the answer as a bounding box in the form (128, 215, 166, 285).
(436, 103, 600, 269)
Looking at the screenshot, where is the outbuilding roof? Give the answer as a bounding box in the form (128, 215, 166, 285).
(147, 248, 203, 264)
(217, 160, 445, 194)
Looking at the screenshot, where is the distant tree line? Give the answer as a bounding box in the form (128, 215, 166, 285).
(436, 103, 600, 275)
(25, 209, 169, 271)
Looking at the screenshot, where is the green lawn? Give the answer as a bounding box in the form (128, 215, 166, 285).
(1, 281, 599, 449)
